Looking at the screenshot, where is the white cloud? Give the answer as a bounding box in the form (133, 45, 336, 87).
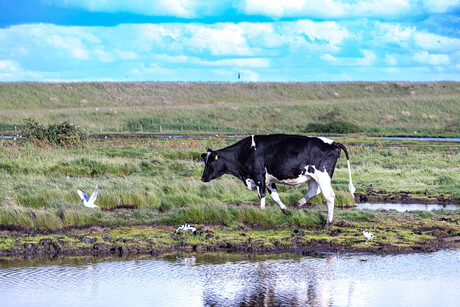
(46, 35, 90, 59)
(239, 0, 413, 19)
(0, 60, 42, 81)
(0, 60, 21, 73)
(321, 50, 376, 66)
(184, 23, 253, 56)
(413, 51, 450, 65)
(384, 54, 397, 66)
(413, 32, 460, 52)
(422, 0, 460, 14)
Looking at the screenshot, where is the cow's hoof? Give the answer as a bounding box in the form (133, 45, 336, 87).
(324, 221, 333, 227)
(280, 208, 287, 215)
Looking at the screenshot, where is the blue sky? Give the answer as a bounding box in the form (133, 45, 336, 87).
(0, 0, 459, 82)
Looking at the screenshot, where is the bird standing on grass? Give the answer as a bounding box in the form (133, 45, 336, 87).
(77, 185, 99, 210)
(174, 222, 197, 235)
(362, 230, 375, 243)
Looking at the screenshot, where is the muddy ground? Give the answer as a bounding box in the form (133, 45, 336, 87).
(0, 211, 459, 259)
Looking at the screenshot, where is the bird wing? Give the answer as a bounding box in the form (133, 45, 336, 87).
(88, 185, 98, 204)
(77, 190, 89, 202)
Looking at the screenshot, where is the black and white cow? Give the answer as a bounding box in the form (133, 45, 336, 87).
(200, 134, 355, 226)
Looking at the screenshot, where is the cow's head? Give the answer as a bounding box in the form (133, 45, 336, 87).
(201, 149, 225, 182)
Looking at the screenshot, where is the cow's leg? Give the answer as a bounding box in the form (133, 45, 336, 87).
(316, 171, 335, 226)
(254, 174, 267, 209)
(294, 180, 321, 208)
(267, 183, 287, 213)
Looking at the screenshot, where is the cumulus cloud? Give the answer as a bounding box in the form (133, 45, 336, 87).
(422, 0, 460, 14)
(48, 0, 460, 20)
(0, 17, 458, 81)
(413, 51, 450, 65)
(239, 0, 414, 19)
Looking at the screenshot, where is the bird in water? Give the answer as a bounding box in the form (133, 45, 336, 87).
(77, 185, 99, 210)
(362, 230, 375, 243)
(174, 222, 197, 235)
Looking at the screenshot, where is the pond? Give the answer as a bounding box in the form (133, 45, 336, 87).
(1, 249, 459, 306)
(355, 202, 460, 212)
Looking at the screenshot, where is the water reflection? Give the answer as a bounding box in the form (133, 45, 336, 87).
(1, 249, 459, 306)
(356, 202, 459, 212)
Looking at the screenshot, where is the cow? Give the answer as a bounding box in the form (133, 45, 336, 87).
(200, 134, 355, 226)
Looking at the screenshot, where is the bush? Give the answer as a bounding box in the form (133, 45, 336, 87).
(22, 118, 88, 145)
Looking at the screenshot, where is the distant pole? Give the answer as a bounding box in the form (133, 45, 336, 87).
(160, 125, 162, 133)
(100, 124, 102, 133)
(238, 72, 240, 80)
(140, 124, 143, 133)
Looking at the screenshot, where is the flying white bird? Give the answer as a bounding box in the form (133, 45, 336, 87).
(174, 222, 197, 235)
(77, 185, 99, 210)
(362, 230, 375, 242)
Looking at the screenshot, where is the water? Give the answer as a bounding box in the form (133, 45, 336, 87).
(1, 249, 459, 307)
(356, 202, 460, 212)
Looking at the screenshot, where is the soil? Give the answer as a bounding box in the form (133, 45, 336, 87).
(0, 219, 458, 259)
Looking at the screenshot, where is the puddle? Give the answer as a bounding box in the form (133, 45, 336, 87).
(356, 202, 459, 212)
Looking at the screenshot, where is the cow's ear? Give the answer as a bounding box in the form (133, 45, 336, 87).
(201, 153, 207, 160)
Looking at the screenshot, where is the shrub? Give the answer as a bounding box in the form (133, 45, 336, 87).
(22, 118, 88, 146)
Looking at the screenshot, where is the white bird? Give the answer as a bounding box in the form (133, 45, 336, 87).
(174, 222, 197, 235)
(362, 230, 375, 242)
(77, 185, 99, 210)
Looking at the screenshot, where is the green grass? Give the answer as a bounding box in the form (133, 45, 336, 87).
(0, 136, 458, 230)
(1, 82, 459, 137)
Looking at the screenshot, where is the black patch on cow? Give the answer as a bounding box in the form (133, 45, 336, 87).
(307, 165, 315, 174)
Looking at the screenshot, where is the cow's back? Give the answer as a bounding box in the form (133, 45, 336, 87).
(251, 134, 341, 179)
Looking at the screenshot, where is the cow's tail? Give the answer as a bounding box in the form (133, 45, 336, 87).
(336, 142, 356, 198)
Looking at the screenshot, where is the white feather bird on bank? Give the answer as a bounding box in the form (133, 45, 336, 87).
(362, 230, 375, 242)
(77, 185, 100, 210)
(174, 222, 197, 235)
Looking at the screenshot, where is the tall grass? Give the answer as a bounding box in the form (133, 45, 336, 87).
(1, 82, 459, 136)
(0, 136, 458, 230)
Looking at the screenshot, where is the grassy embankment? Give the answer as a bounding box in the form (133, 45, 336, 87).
(0, 82, 459, 137)
(1, 136, 459, 227)
(0, 82, 458, 254)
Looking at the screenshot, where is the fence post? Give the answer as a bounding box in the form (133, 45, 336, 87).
(100, 124, 102, 133)
(140, 124, 143, 133)
(160, 125, 162, 133)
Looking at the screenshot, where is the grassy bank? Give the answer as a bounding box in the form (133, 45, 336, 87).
(1, 208, 459, 256)
(1, 82, 459, 137)
(0, 136, 458, 231)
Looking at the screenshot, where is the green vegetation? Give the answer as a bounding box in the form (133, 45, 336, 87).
(0, 82, 459, 137)
(0, 82, 458, 255)
(0, 136, 458, 232)
(21, 118, 88, 145)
